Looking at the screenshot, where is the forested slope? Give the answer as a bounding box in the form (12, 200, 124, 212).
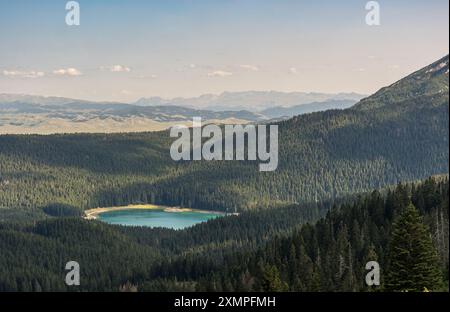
(171, 177, 449, 292)
(0, 56, 448, 220)
(0, 176, 447, 291)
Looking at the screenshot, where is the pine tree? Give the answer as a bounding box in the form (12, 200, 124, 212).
(260, 265, 288, 292)
(385, 203, 443, 292)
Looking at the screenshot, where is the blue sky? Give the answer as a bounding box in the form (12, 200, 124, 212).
(0, 0, 448, 101)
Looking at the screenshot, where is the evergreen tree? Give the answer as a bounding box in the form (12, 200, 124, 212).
(260, 265, 288, 292)
(385, 203, 443, 292)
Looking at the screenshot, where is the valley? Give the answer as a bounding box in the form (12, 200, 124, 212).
(1, 0, 449, 299)
(0, 55, 448, 292)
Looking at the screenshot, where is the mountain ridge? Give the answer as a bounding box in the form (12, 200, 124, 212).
(0, 92, 365, 134)
(134, 91, 366, 111)
(354, 54, 449, 111)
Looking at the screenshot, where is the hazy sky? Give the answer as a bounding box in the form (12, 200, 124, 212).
(0, 0, 448, 102)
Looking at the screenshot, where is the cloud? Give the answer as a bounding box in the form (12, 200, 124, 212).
(120, 89, 132, 95)
(53, 68, 82, 76)
(240, 64, 259, 71)
(207, 70, 233, 77)
(3, 70, 45, 79)
(289, 67, 298, 74)
(133, 74, 157, 80)
(189, 64, 196, 69)
(109, 65, 131, 72)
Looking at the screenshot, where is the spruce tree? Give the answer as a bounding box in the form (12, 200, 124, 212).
(385, 203, 443, 291)
(260, 265, 288, 292)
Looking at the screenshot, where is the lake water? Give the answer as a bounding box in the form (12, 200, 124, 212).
(97, 209, 221, 229)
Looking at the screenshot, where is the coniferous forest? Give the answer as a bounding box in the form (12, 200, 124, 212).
(0, 177, 448, 291)
(0, 56, 449, 292)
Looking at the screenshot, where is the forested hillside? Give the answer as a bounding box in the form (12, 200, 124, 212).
(171, 177, 449, 292)
(0, 176, 447, 291)
(0, 56, 448, 292)
(0, 56, 448, 221)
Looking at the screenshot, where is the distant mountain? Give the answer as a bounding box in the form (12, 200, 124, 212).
(134, 91, 366, 111)
(0, 100, 264, 122)
(0, 97, 265, 134)
(0, 94, 93, 106)
(260, 99, 357, 119)
(0, 91, 365, 134)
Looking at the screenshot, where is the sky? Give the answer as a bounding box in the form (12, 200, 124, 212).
(0, 0, 448, 102)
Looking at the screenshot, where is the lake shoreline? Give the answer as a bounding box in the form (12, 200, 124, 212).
(84, 204, 227, 220)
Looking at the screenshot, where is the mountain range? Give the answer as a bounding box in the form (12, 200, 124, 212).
(0, 92, 364, 134)
(134, 91, 365, 111)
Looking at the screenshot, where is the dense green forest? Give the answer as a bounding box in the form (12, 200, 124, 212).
(0, 56, 448, 221)
(0, 56, 448, 292)
(0, 176, 447, 291)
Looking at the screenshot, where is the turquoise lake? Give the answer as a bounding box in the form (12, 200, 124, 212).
(97, 209, 221, 229)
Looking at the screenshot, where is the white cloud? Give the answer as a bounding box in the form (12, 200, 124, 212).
(120, 89, 132, 95)
(389, 64, 400, 70)
(289, 67, 298, 74)
(3, 70, 45, 79)
(189, 64, 196, 69)
(53, 68, 82, 76)
(109, 65, 131, 72)
(207, 70, 233, 77)
(240, 64, 259, 71)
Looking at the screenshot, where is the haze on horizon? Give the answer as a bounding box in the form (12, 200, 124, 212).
(0, 0, 448, 102)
